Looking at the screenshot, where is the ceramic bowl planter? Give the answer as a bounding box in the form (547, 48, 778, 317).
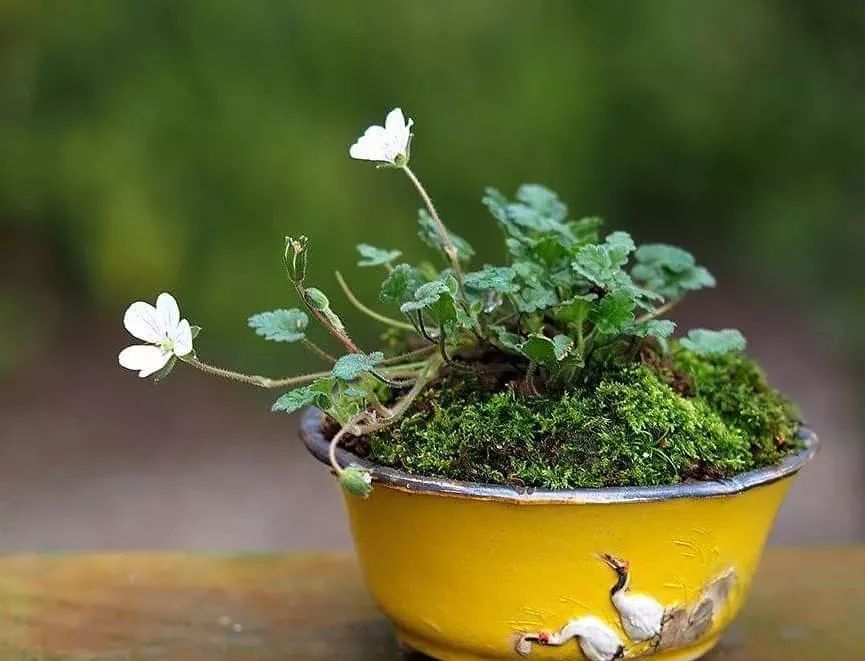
(301, 409, 818, 661)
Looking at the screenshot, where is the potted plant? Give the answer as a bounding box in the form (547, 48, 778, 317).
(119, 108, 817, 661)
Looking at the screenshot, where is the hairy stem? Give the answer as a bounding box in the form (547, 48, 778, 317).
(378, 345, 436, 366)
(335, 270, 415, 331)
(328, 411, 371, 475)
(181, 357, 331, 389)
(295, 282, 361, 353)
(636, 298, 679, 324)
(401, 165, 464, 284)
(302, 339, 336, 364)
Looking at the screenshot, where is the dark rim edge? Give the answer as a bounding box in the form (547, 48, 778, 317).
(299, 407, 819, 504)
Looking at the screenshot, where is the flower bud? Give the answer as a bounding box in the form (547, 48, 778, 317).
(284, 235, 309, 283)
(339, 466, 373, 498)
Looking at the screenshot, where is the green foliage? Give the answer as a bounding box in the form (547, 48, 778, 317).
(417, 210, 475, 263)
(672, 349, 800, 465)
(272, 379, 335, 413)
(248, 309, 308, 342)
(331, 352, 384, 381)
(367, 348, 800, 488)
(357, 244, 401, 268)
(681, 329, 746, 356)
(631, 244, 716, 299)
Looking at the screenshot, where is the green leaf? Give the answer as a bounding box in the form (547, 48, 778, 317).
(339, 466, 373, 498)
(591, 290, 636, 335)
(515, 184, 568, 222)
(272, 378, 335, 413)
(628, 319, 677, 340)
(304, 287, 345, 331)
(572, 231, 636, 289)
(464, 266, 519, 294)
(519, 333, 573, 364)
(380, 264, 427, 306)
(555, 294, 598, 328)
(632, 243, 716, 299)
(418, 209, 475, 263)
(489, 325, 523, 352)
(248, 309, 308, 342)
(680, 329, 746, 356)
(399, 279, 452, 313)
(356, 243, 402, 268)
(331, 352, 385, 381)
(516, 285, 558, 313)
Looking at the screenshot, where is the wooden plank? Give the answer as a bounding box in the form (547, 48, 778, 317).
(0, 549, 859, 659)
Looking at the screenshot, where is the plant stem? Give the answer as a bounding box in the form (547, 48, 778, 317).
(378, 345, 436, 366)
(294, 282, 361, 353)
(636, 298, 679, 324)
(328, 411, 370, 475)
(302, 339, 336, 364)
(401, 165, 464, 284)
(181, 357, 331, 389)
(335, 270, 415, 331)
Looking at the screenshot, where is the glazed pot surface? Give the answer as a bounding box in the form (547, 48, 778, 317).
(301, 409, 817, 661)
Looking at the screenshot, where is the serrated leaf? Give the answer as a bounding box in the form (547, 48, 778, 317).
(248, 309, 309, 342)
(555, 293, 598, 328)
(399, 279, 452, 313)
(628, 319, 677, 340)
(632, 243, 716, 299)
(519, 333, 573, 365)
(331, 352, 385, 381)
(356, 243, 402, 268)
(380, 264, 427, 306)
(591, 290, 636, 335)
(489, 325, 524, 352)
(516, 285, 558, 313)
(572, 232, 636, 289)
(464, 266, 519, 294)
(516, 184, 568, 222)
(680, 329, 746, 356)
(272, 378, 335, 413)
(418, 209, 475, 263)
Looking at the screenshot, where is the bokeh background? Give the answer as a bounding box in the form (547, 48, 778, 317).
(1, 0, 862, 550)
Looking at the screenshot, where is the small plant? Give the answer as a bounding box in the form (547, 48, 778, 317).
(119, 107, 797, 498)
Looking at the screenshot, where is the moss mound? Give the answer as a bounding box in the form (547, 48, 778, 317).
(364, 348, 801, 488)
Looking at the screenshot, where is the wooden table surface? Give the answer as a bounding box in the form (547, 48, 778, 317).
(0, 548, 860, 660)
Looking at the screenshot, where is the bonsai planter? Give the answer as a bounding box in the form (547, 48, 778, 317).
(300, 408, 818, 661)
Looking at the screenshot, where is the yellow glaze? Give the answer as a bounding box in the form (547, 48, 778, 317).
(341, 476, 794, 660)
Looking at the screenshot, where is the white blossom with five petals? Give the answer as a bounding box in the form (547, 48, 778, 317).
(118, 292, 194, 377)
(349, 107, 413, 165)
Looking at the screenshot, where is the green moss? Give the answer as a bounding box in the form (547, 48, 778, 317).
(366, 349, 801, 488)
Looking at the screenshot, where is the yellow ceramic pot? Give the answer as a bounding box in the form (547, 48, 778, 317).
(301, 410, 817, 661)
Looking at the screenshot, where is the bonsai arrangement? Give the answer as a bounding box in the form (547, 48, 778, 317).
(119, 108, 815, 661)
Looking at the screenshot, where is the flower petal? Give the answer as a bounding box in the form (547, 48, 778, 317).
(156, 292, 180, 330)
(384, 108, 407, 134)
(171, 319, 194, 357)
(123, 301, 165, 344)
(118, 345, 172, 378)
(349, 126, 389, 162)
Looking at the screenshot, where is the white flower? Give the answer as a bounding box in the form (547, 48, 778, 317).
(349, 107, 413, 165)
(118, 292, 194, 378)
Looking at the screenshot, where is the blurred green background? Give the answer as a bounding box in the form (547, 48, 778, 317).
(1, 1, 863, 551)
(2, 0, 863, 375)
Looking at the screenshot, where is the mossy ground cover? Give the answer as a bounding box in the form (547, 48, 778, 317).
(360, 347, 800, 489)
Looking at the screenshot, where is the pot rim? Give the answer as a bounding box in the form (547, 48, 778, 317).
(300, 407, 819, 504)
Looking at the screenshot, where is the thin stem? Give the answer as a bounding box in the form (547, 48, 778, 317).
(302, 339, 336, 364)
(328, 411, 371, 475)
(182, 357, 331, 389)
(295, 282, 361, 353)
(378, 345, 436, 366)
(401, 165, 464, 284)
(636, 298, 679, 324)
(335, 270, 415, 332)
